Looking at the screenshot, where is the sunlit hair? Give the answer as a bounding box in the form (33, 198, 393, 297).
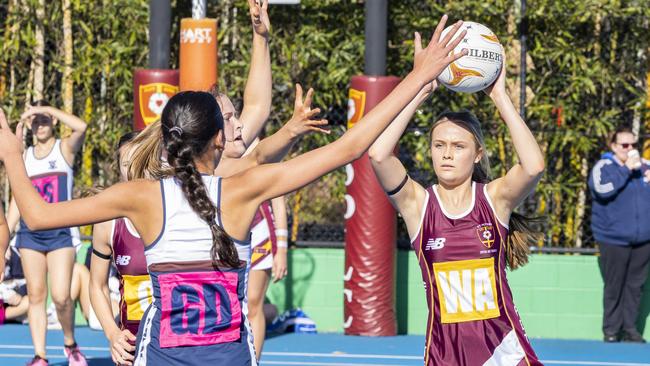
(429, 110, 542, 270)
(126, 121, 172, 180)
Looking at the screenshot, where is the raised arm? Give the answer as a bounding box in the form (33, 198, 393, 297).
(485, 49, 545, 219)
(221, 16, 468, 240)
(368, 75, 432, 237)
(21, 105, 87, 164)
(89, 220, 135, 365)
(0, 112, 159, 241)
(239, 0, 272, 146)
(215, 85, 328, 177)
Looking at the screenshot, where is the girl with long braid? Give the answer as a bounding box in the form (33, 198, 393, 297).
(90, 92, 328, 365)
(368, 44, 544, 365)
(0, 16, 466, 365)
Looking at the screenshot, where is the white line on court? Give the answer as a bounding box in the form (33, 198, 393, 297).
(0, 345, 649, 366)
(264, 352, 421, 360)
(0, 345, 109, 351)
(543, 362, 650, 366)
(0, 354, 68, 359)
(262, 362, 410, 366)
(263, 352, 650, 366)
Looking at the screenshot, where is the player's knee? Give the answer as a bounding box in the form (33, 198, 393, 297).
(51, 293, 72, 309)
(26, 286, 47, 305)
(248, 298, 265, 318)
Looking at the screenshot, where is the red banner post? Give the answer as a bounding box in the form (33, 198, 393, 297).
(343, 75, 401, 336)
(133, 69, 179, 131)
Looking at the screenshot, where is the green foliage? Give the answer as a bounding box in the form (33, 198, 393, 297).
(1, 0, 648, 246)
(0, 0, 148, 188)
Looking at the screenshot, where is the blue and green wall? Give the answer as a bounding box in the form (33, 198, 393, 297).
(266, 249, 650, 340)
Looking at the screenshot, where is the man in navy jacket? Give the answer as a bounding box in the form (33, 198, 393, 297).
(589, 125, 650, 343)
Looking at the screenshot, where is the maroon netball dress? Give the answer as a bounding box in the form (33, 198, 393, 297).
(112, 218, 152, 336)
(411, 182, 541, 366)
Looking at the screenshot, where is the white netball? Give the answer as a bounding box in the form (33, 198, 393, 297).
(437, 21, 503, 93)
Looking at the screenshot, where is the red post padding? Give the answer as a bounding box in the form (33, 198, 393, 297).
(133, 69, 179, 131)
(343, 75, 401, 336)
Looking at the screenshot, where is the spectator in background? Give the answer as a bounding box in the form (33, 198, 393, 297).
(589, 124, 650, 343)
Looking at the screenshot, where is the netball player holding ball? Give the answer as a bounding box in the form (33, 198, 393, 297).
(0, 15, 466, 365)
(368, 26, 545, 365)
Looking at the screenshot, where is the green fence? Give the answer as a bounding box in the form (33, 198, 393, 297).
(266, 248, 650, 340)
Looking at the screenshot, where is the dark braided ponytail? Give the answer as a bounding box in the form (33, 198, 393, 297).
(160, 91, 240, 268)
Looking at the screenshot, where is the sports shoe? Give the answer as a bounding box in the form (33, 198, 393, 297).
(63, 343, 88, 366)
(25, 355, 48, 366)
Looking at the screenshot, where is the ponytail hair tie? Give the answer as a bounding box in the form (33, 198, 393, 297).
(169, 126, 184, 136)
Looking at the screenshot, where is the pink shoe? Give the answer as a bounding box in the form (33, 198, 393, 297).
(63, 343, 88, 366)
(25, 355, 48, 366)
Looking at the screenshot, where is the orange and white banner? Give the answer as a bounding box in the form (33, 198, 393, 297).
(179, 18, 218, 92)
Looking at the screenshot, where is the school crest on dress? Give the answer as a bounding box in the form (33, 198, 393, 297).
(476, 223, 495, 248)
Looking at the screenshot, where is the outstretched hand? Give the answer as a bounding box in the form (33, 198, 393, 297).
(284, 84, 330, 139)
(248, 0, 270, 37)
(0, 109, 25, 160)
(412, 15, 468, 84)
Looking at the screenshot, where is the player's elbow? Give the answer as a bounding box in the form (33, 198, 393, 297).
(527, 160, 545, 178)
(21, 219, 43, 231)
(22, 212, 48, 231)
(368, 146, 389, 163)
(77, 122, 88, 134)
(520, 158, 544, 180)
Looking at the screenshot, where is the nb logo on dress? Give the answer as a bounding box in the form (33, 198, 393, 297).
(115, 255, 131, 266)
(425, 238, 446, 251)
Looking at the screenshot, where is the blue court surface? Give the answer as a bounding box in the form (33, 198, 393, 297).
(0, 324, 648, 365)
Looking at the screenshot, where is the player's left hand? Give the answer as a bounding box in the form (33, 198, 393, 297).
(249, 0, 270, 37)
(284, 84, 329, 139)
(272, 247, 288, 282)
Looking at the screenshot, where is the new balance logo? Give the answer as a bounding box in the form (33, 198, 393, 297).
(115, 255, 131, 266)
(425, 238, 446, 251)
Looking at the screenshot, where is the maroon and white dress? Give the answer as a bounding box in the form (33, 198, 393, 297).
(249, 201, 277, 271)
(112, 218, 152, 336)
(411, 182, 541, 366)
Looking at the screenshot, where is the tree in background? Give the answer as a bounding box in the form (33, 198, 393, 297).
(0, 0, 648, 247)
